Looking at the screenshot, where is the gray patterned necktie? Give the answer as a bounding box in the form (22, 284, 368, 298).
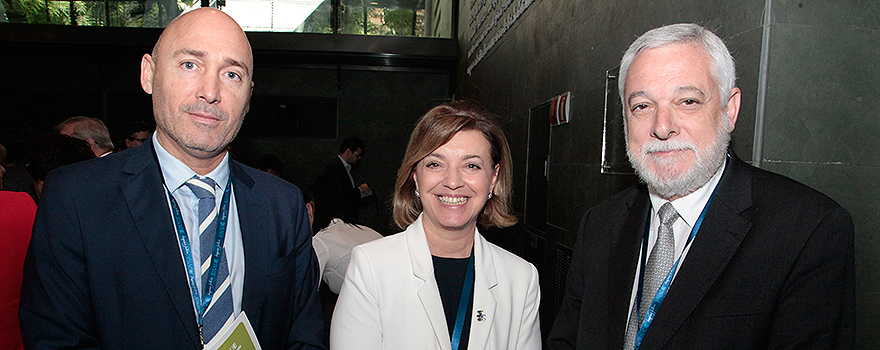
(623, 202, 679, 349)
(185, 176, 233, 344)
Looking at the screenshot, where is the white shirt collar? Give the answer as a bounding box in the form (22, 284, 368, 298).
(338, 154, 352, 173)
(649, 157, 727, 227)
(152, 133, 230, 193)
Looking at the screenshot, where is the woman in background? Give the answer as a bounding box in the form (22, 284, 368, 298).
(1, 135, 93, 350)
(331, 102, 541, 350)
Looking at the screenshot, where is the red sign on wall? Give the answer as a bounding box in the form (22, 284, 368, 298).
(549, 91, 570, 126)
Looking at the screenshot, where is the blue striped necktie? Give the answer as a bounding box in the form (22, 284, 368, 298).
(185, 176, 233, 344)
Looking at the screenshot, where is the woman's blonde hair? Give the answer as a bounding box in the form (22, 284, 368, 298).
(392, 101, 517, 230)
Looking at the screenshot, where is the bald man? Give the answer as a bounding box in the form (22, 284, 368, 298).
(20, 8, 326, 349)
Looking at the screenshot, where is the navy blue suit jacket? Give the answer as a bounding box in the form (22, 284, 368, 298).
(20, 141, 326, 349)
(547, 153, 855, 349)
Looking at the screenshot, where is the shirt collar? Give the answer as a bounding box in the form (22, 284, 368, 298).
(338, 154, 352, 172)
(649, 157, 727, 228)
(153, 133, 230, 193)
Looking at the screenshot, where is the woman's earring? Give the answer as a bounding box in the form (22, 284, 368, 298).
(488, 192, 493, 199)
(415, 189, 420, 198)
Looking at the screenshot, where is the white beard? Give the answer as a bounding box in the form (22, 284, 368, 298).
(627, 118, 730, 199)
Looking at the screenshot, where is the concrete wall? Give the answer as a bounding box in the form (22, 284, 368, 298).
(758, 1, 880, 346)
(455, 0, 879, 346)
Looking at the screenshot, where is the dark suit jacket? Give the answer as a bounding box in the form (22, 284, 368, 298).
(20, 141, 326, 350)
(547, 153, 854, 349)
(321, 157, 362, 221)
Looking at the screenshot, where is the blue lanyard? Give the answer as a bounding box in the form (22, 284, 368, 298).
(451, 252, 475, 350)
(632, 188, 717, 349)
(166, 176, 232, 328)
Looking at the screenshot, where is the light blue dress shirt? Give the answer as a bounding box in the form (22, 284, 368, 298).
(153, 134, 245, 320)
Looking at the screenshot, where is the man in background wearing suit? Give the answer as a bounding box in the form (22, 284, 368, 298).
(56, 116, 115, 158)
(321, 136, 371, 221)
(547, 23, 854, 349)
(20, 8, 325, 349)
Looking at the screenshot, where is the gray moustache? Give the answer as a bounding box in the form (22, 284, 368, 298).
(182, 104, 228, 121)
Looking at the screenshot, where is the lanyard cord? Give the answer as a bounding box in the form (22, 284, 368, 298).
(632, 188, 717, 349)
(166, 176, 232, 327)
(450, 251, 475, 350)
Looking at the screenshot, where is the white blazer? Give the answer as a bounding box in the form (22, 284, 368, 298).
(330, 215, 541, 350)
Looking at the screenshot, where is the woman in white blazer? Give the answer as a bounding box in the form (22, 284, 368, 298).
(331, 102, 541, 350)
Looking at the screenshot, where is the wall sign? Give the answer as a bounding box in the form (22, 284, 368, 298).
(465, 0, 536, 75)
(550, 91, 570, 126)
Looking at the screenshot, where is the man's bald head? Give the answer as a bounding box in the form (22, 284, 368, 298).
(152, 8, 253, 71)
(140, 8, 255, 174)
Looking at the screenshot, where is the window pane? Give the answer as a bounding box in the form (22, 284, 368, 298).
(4, 0, 75, 25)
(297, 0, 331, 33)
(337, 2, 361, 34)
(338, 0, 429, 37)
(140, 0, 185, 27)
(4, 0, 183, 27)
(1, 0, 451, 37)
(222, 0, 326, 32)
(105, 1, 150, 27)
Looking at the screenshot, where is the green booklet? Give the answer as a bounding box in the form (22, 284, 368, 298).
(205, 311, 262, 350)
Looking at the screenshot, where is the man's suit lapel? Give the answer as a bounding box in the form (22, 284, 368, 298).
(229, 161, 269, 328)
(608, 188, 651, 350)
(407, 218, 454, 350)
(640, 154, 755, 349)
(469, 232, 497, 350)
(120, 142, 200, 348)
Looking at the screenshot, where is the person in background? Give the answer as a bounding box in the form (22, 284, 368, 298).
(303, 180, 383, 346)
(20, 8, 325, 349)
(0, 139, 37, 350)
(0, 122, 39, 199)
(322, 136, 371, 221)
(331, 102, 541, 350)
(0, 144, 6, 190)
(25, 134, 95, 199)
(547, 23, 854, 349)
(0, 189, 36, 350)
(56, 116, 115, 158)
(257, 153, 284, 177)
(310, 176, 383, 294)
(123, 121, 153, 150)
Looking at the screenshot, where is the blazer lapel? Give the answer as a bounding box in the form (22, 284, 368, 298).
(120, 142, 200, 348)
(468, 232, 497, 350)
(640, 154, 754, 349)
(607, 188, 651, 350)
(409, 218, 453, 350)
(230, 162, 268, 327)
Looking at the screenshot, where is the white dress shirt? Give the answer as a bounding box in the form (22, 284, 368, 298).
(312, 218, 383, 294)
(339, 155, 371, 198)
(338, 155, 356, 188)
